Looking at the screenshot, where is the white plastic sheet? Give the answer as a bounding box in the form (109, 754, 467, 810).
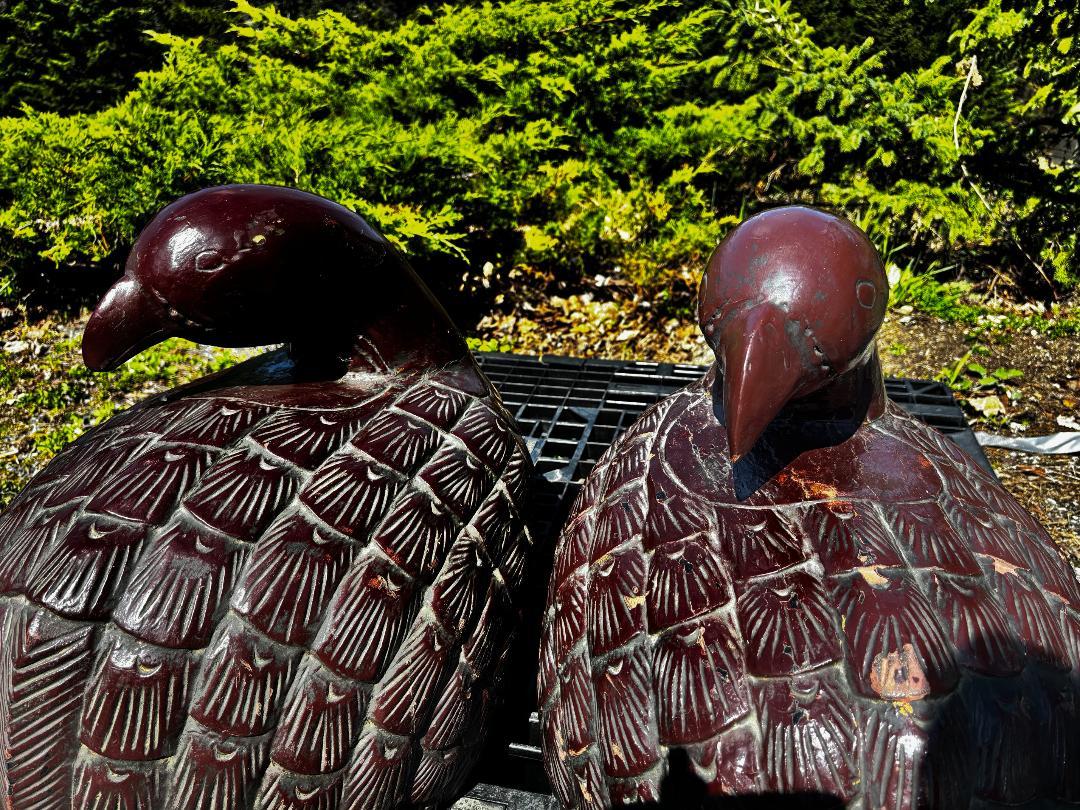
(974, 431, 1080, 455)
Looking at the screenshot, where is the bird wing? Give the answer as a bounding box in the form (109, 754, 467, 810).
(0, 364, 531, 809)
(541, 394, 1080, 809)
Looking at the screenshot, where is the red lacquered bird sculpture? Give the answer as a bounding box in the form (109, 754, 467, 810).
(538, 207, 1080, 808)
(0, 185, 532, 809)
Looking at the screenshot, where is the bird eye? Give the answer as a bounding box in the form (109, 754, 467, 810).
(195, 250, 225, 272)
(855, 279, 877, 309)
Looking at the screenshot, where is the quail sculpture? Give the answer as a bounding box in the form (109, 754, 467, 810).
(0, 185, 532, 810)
(538, 206, 1080, 808)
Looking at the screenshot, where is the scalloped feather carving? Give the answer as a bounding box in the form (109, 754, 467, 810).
(883, 500, 980, 575)
(168, 731, 271, 810)
(395, 383, 469, 428)
(420, 663, 475, 751)
(429, 534, 488, 638)
(184, 448, 300, 542)
(0, 605, 95, 810)
(721, 509, 805, 581)
(813, 503, 904, 576)
(371, 490, 457, 579)
(647, 536, 733, 630)
(553, 652, 597, 761)
(653, 615, 749, 745)
(590, 486, 648, 562)
(924, 572, 1024, 675)
(586, 549, 646, 656)
(641, 489, 711, 553)
(339, 730, 413, 810)
(42, 435, 149, 509)
(231, 513, 357, 646)
(370, 619, 453, 736)
(2, 360, 530, 810)
(552, 516, 591, 592)
(0, 502, 79, 593)
(299, 452, 402, 538)
(419, 445, 492, 520)
(313, 552, 418, 682)
(250, 409, 370, 469)
(453, 403, 513, 470)
(357, 411, 439, 475)
(87, 445, 214, 524)
(72, 752, 161, 810)
(80, 630, 195, 760)
(602, 436, 652, 495)
(114, 522, 248, 649)
(161, 400, 272, 447)
(269, 657, 368, 775)
(593, 644, 661, 778)
(410, 746, 473, 806)
(189, 617, 299, 737)
(754, 668, 860, 800)
(992, 570, 1071, 670)
(254, 767, 342, 810)
(834, 571, 959, 699)
(944, 501, 1031, 572)
(736, 570, 842, 676)
(552, 574, 588, 665)
(27, 515, 145, 620)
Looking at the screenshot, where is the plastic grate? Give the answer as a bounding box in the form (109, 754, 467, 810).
(459, 352, 993, 805)
(477, 351, 993, 518)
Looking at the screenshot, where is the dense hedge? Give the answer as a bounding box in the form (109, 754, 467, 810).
(0, 0, 1076, 306)
(0, 1, 423, 115)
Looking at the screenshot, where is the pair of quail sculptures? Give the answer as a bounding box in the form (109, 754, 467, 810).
(0, 186, 1076, 810)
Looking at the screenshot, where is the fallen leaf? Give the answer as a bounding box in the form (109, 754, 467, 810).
(968, 395, 1005, 417)
(1056, 414, 1080, 430)
(1018, 465, 1047, 477)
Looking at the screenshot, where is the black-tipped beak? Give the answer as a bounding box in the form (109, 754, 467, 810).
(83, 276, 174, 371)
(722, 304, 805, 462)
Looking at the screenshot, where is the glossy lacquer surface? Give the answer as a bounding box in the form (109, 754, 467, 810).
(538, 207, 1080, 809)
(0, 185, 532, 809)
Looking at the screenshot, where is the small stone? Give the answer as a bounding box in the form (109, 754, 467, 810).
(1056, 414, 1080, 431)
(3, 340, 29, 355)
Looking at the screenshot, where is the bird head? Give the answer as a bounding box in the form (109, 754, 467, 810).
(83, 185, 457, 372)
(697, 206, 888, 461)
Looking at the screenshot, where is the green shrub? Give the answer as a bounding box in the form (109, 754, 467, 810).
(0, 0, 1075, 307)
(794, 0, 968, 74)
(0, 1, 425, 116)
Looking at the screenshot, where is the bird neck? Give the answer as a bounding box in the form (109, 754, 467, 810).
(784, 348, 887, 426)
(286, 253, 469, 377)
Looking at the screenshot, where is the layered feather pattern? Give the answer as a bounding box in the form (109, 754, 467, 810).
(540, 380, 1080, 808)
(0, 362, 531, 809)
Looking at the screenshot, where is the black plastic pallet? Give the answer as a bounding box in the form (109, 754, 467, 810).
(454, 352, 992, 807)
(477, 351, 993, 516)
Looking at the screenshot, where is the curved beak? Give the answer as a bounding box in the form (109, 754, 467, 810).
(83, 276, 174, 371)
(721, 304, 806, 462)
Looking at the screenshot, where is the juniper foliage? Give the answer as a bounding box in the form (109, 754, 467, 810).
(0, 0, 1075, 304)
